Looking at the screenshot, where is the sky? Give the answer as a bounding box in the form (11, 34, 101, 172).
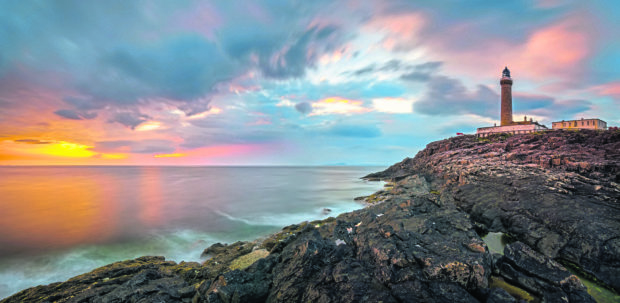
(0, 0, 618, 166)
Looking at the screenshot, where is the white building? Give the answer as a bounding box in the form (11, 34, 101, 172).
(477, 122, 548, 138)
(552, 118, 607, 130)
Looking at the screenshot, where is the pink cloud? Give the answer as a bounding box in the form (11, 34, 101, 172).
(517, 19, 589, 79)
(247, 118, 272, 126)
(363, 12, 427, 51)
(173, 2, 222, 39)
(591, 81, 620, 100)
(422, 15, 594, 86)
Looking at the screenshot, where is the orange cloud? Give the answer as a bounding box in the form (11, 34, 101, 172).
(135, 121, 163, 131)
(154, 153, 186, 158)
(37, 141, 96, 158)
(99, 153, 128, 160)
(2, 139, 96, 159)
(310, 97, 371, 116)
(0, 138, 135, 165)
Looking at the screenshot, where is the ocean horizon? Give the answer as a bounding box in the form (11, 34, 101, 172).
(0, 166, 384, 299)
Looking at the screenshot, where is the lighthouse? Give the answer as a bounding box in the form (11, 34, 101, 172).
(476, 67, 548, 137)
(500, 66, 513, 126)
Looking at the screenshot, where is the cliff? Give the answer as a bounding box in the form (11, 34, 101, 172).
(3, 130, 619, 303)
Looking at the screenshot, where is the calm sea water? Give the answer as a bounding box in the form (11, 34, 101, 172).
(0, 166, 384, 299)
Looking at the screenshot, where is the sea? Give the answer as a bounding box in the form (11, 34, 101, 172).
(0, 166, 384, 299)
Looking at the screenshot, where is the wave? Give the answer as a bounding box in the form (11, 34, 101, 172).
(0, 229, 222, 300)
(214, 201, 362, 227)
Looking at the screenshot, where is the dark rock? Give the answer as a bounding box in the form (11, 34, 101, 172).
(503, 242, 575, 286)
(1, 256, 200, 303)
(367, 130, 620, 293)
(201, 269, 271, 303)
(496, 242, 594, 302)
(486, 287, 516, 303)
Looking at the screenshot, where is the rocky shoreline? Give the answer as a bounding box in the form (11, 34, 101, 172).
(3, 130, 619, 302)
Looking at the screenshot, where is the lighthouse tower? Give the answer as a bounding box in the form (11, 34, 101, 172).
(500, 67, 513, 126)
(476, 67, 548, 137)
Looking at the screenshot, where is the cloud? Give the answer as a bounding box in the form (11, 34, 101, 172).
(295, 102, 312, 114)
(134, 121, 163, 132)
(400, 61, 443, 82)
(413, 75, 592, 121)
(372, 97, 414, 114)
(525, 99, 592, 120)
(415, 13, 594, 85)
(592, 81, 620, 100)
(0, 1, 615, 166)
(349, 60, 401, 76)
(13, 139, 51, 144)
(350, 60, 442, 79)
(180, 129, 281, 149)
(400, 72, 431, 82)
(414, 76, 497, 117)
(216, 2, 347, 80)
(54, 109, 97, 120)
(154, 153, 185, 158)
(517, 18, 590, 79)
(512, 93, 554, 111)
(351, 65, 376, 76)
(412, 74, 594, 124)
(0, 1, 357, 123)
(414, 61, 443, 71)
(310, 97, 371, 116)
(108, 112, 150, 129)
(87, 35, 240, 104)
(63, 97, 104, 111)
(326, 124, 381, 138)
(364, 12, 427, 51)
(258, 26, 339, 79)
(93, 140, 176, 154)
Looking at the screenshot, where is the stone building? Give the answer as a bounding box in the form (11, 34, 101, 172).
(476, 67, 548, 138)
(552, 118, 607, 130)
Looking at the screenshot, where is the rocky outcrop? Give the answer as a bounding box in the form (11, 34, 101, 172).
(497, 242, 593, 303)
(366, 130, 620, 294)
(3, 129, 618, 302)
(3, 256, 202, 303)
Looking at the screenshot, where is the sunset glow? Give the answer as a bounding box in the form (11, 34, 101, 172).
(0, 1, 617, 166)
(154, 153, 186, 158)
(1, 2, 619, 301)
